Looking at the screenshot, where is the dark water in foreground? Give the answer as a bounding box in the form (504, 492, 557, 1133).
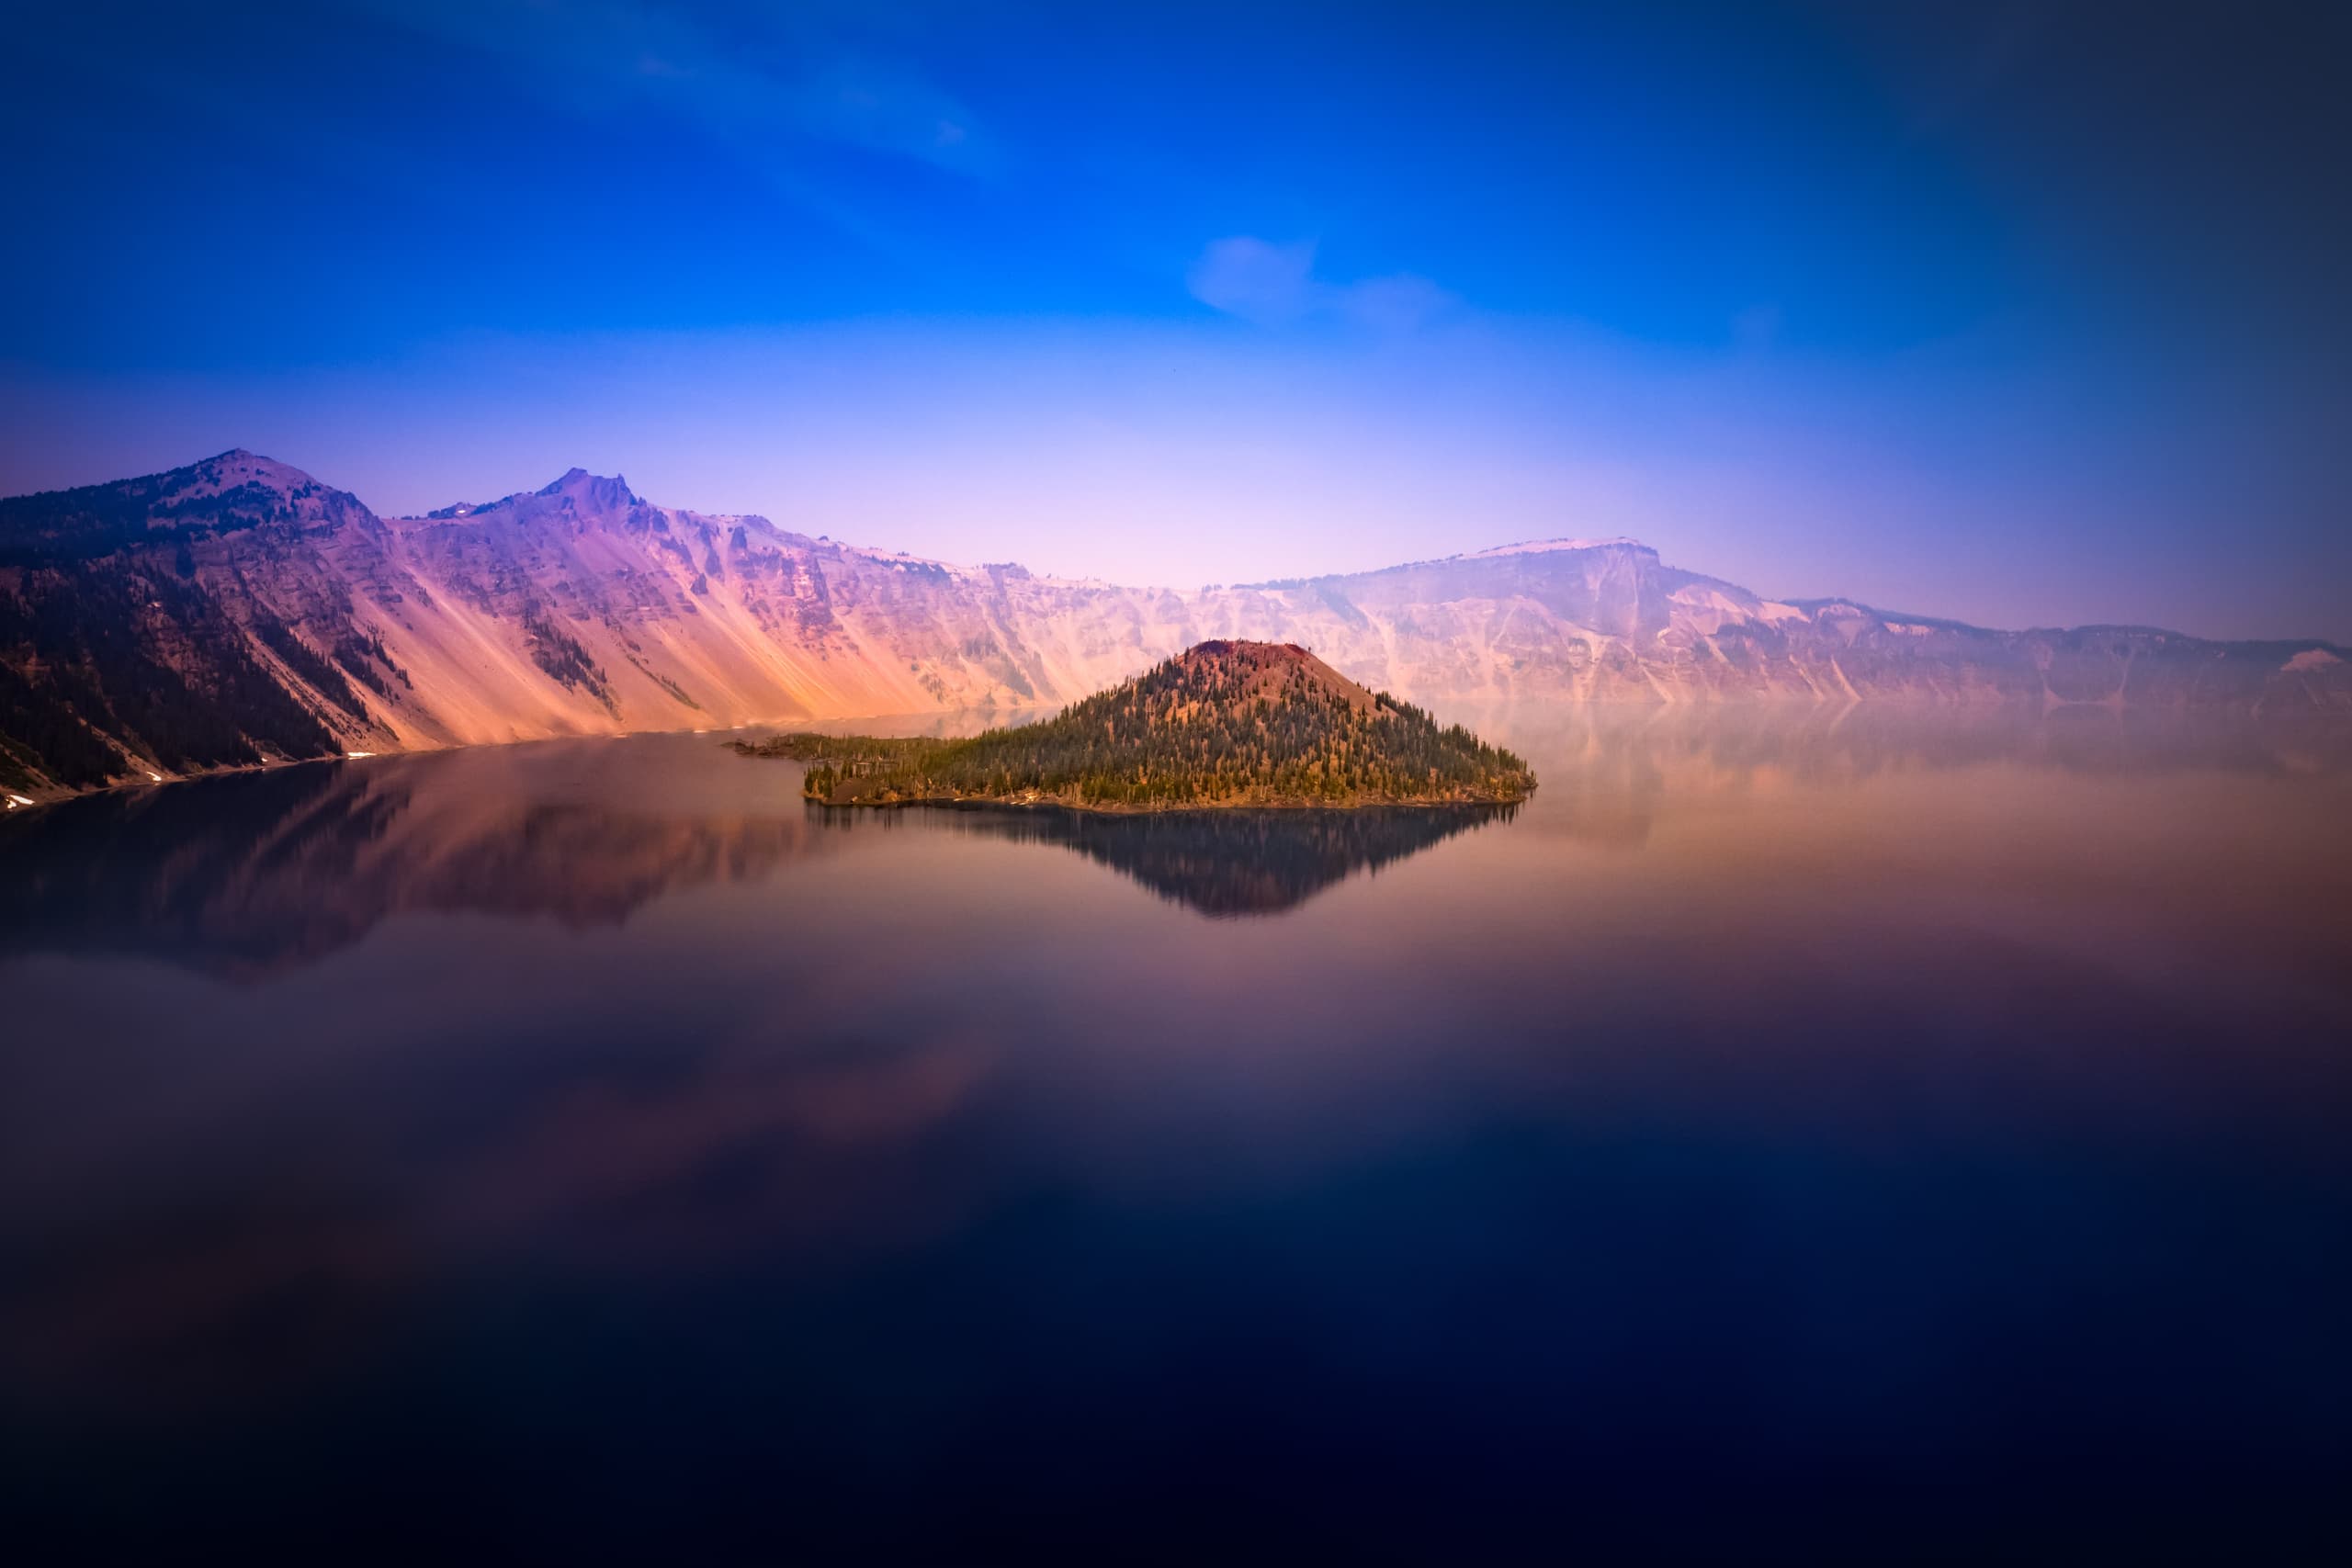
(4, 705, 2350, 1562)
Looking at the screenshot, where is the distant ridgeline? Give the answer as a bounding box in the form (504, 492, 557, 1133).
(8, 447, 2346, 805)
(735, 641, 1536, 810)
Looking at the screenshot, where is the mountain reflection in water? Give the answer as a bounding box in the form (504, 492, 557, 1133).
(4, 705, 2350, 1561)
(0, 747, 823, 979)
(0, 746, 1510, 976)
(6, 704, 2345, 979)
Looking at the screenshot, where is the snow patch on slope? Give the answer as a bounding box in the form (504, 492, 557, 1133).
(1463, 537, 1647, 559)
(839, 544, 990, 581)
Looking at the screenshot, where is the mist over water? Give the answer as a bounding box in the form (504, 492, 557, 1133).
(4, 705, 2349, 1559)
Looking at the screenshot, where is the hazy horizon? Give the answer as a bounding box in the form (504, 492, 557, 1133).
(6, 3, 2350, 642)
(11, 426, 2348, 646)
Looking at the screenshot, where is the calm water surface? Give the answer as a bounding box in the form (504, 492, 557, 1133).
(4, 705, 2349, 1562)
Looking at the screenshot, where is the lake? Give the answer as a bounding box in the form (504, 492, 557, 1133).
(4, 705, 2349, 1562)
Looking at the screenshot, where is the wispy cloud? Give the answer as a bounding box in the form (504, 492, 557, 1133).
(791, 58, 996, 175)
(1187, 237, 1458, 331)
(356, 0, 997, 176)
(1186, 238, 1320, 325)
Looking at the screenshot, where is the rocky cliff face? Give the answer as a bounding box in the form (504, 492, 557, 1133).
(3, 451, 2346, 797)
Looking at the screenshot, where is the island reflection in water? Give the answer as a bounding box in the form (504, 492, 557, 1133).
(3, 705, 2349, 1560)
(816, 801, 1519, 918)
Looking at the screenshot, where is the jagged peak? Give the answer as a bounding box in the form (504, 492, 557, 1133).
(529, 468, 640, 515)
(414, 468, 641, 522)
(537, 466, 631, 495)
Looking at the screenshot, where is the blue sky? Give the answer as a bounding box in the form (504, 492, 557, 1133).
(4, 0, 2346, 638)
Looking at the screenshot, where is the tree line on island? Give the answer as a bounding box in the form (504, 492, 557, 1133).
(732, 640, 1535, 810)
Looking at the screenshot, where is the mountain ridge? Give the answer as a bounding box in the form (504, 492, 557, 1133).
(3, 450, 2346, 800)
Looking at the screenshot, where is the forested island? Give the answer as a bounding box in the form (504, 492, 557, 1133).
(731, 640, 1535, 811)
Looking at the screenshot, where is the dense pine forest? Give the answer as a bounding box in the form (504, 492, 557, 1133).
(734, 640, 1535, 809)
(0, 561, 343, 792)
(0, 455, 372, 794)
